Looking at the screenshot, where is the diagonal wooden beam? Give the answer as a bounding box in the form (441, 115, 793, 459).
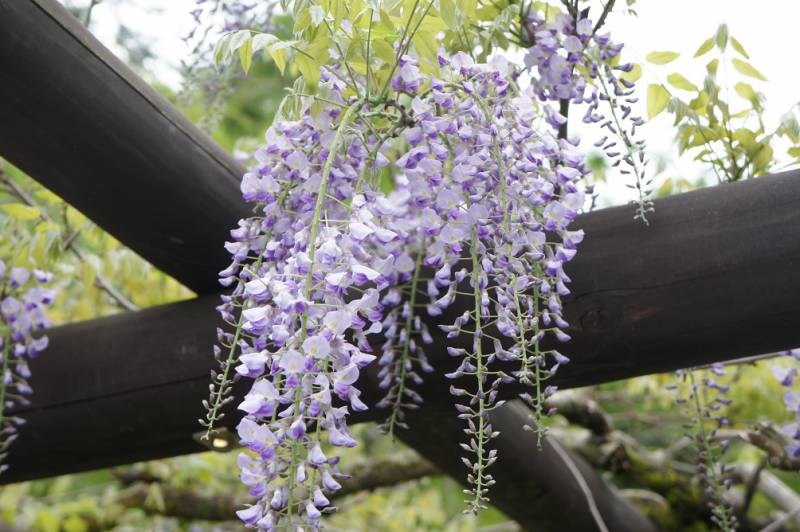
(0, 0, 248, 294)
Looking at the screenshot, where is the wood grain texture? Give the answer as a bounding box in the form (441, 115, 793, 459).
(0, 0, 249, 294)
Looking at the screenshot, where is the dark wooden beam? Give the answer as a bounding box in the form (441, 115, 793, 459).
(4, 169, 800, 489)
(0, 0, 249, 294)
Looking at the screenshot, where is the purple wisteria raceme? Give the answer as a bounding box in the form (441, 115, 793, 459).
(386, 52, 586, 511)
(671, 366, 737, 532)
(773, 350, 800, 458)
(524, 10, 651, 222)
(0, 260, 55, 475)
(207, 49, 588, 527)
(204, 66, 437, 529)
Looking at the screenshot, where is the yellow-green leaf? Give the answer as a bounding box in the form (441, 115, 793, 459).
(714, 23, 728, 50)
(238, 37, 253, 74)
(666, 72, 697, 92)
(706, 58, 719, 76)
(731, 36, 749, 59)
(647, 84, 670, 119)
(694, 37, 714, 57)
(621, 63, 642, 83)
(734, 81, 757, 102)
(752, 144, 773, 174)
(309, 5, 326, 26)
(732, 58, 767, 81)
(268, 41, 292, 74)
(213, 33, 232, 66)
(646, 51, 679, 65)
(439, 0, 458, 30)
(294, 8, 312, 33)
(2, 203, 40, 221)
(371, 39, 396, 64)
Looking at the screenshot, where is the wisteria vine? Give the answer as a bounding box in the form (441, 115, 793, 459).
(199, 2, 650, 530)
(671, 366, 737, 532)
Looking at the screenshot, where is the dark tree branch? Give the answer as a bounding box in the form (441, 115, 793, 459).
(593, 0, 616, 35)
(737, 424, 800, 472)
(114, 451, 438, 522)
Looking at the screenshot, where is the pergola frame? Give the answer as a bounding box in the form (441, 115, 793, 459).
(1, 1, 799, 530)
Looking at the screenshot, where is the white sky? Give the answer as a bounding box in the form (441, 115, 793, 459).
(79, 0, 800, 206)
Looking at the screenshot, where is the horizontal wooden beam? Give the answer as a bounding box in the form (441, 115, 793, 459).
(6, 295, 654, 531)
(5, 168, 800, 488)
(0, 0, 249, 294)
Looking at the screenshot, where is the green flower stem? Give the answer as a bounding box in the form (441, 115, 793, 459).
(386, 243, 425, 439)
(204, 186, 290, 439)
(597, 72, 650, 223)
(468, 223, 488, 513)
(687, 370, 735, 532)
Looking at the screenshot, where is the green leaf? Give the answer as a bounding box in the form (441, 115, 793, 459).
(309, 5, 326, 26)
(296, 54, 318, 87)
(706, 58, 719, 77)
(2, 203, 40, 221)
(734, 81, 756, 102)
(715, 23, 728, 50)
(621, 63, 642, 83)
(440, 0, 458, 30)
(694, 37, 714, 58)
(788, 146, 800, 158)
(730, 36, 749, 59)
(752, 144, 773, 174)
(412, 30, 438, 67)
(646, 51, 680, 65)
(269, 44, 288, 75)
(732, 58, 767, 81)
(213, 33, 233, 66)
(647, 84, 670, 119)
(229, 30, 251, 52)
(238, 37, 253, 74)
(378, 9, 395, 31)
(666, 72, 698, 92)
(251, 33, 278, 52)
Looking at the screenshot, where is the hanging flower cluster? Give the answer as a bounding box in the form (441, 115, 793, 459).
(204, 67, 430, 528)
(773, 350, 800, 458)
(388, 52, 586, 511)
(672, 366, 737, 532)
(204, 45, 587, 528)
(524, 10, 651, 221)
(0, 260, 55, 475)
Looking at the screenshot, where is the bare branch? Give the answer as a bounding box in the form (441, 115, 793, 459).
(0, 164, 139, 312)
(114, 451, 438, 521)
